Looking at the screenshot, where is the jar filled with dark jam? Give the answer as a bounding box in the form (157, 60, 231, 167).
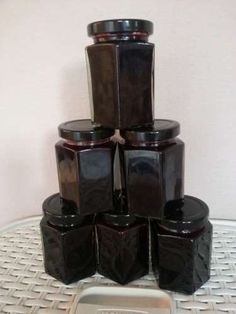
(151, 195, 212, 294)
(55, 119, 116, 215)
(86, 19, 154, 129)
(40, 193, 96, 284)
(120, 119, 184, 219)
(96, 211, 149, 285)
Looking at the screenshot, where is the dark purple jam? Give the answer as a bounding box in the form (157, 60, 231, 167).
(86, 19, 154, 129)
(55, 119, 116, 215)
(120, 119, 184, 219)
(151, 195, 212, 294)
(40, 193, 96, 284)
(96, 212, 149, 284)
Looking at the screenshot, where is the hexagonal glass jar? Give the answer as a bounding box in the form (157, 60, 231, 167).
(151, 195, 212, 294)
(55, 119, 116, 215)
(86, 19, 154, 129)
(120, 119, 184, 219)
(40, 194, 96, 284)
(96, 212, 149, 285)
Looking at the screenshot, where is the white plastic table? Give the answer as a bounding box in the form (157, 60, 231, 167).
(0, 217, 235, 313)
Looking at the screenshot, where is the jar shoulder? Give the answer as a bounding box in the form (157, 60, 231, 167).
(119, 137, 184, 152)
(86, 41, 154, 50)
(152, 221, 212, 240)
(96, 221, 148, 232)
(55, 139, 116, 152)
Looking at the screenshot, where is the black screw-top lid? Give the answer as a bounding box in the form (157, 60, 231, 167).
(160, 195, 209, 233)
(42, 193, 94, 227)
(121, 119, 180, 143)
(87, 19, 153, 36)
(97, 211, 145, 227)
(58, 119, 114, 142)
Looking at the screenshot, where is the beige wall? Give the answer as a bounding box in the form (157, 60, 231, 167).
(0, 0, 236, 226)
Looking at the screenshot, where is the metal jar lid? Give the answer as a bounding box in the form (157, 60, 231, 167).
(97, 211, 144, 227)
(160, 195, 209, 233)
(121, 119, 180, 143)
(58, 119, 114, 142)
(87, 19, 153, 36)
(42, 193, 94, 227)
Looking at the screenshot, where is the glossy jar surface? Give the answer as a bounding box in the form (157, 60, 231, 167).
(96, 212, 149, 284)
(86, 19, 154, 129)
(120, 119, 184, 219)
(40, 194, 96, 284)
(151, 196, 212, 294)
(55, 119, 116, 215)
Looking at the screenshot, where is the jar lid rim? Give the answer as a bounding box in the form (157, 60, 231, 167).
(159, 195, 209, 232)
(121, 119, 180, 142)
(87, 19, 153, 36)
(42, 193, 94, 227)
(97, 211, 145, 227)
(58, 119, 114, 142)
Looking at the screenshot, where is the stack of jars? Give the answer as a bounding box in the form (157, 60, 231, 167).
(40, 19, 212, 295)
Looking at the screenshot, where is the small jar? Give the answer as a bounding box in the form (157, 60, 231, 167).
(120, 119, 184, 219)
(151, 195, 212, 294)
(55, 119, 116, 215)
(96, 212, 149, 285)
(40, 193, 96, 284)
(86, 19, 154, 129)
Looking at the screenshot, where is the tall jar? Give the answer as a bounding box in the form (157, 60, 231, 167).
(120, 119, 184, 219)
(55, 119, 116, 215)
(86, 19, 154, 129)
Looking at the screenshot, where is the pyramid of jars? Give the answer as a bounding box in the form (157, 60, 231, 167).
(40, 19, 212, 295)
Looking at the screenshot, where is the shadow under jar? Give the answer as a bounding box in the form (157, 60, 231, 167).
(40, 193, 96, 284)
(96, 212, 149, 285)
(151, 195, 212, 294)
(55, 119, 115, 215)
(86, 19, 154, 129)
(120, 119, 184, 219)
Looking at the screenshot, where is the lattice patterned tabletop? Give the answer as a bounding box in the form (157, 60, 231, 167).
(0, 217, 235, 313)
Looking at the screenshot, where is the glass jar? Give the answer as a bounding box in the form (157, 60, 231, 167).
(40, 193, 96, 284)
(55, 119, 116, 215)
(120, 119, 184, 219)
(86, 19, 154, 129)
(96, 212, 149, 285)
(151, 195, 212, 294)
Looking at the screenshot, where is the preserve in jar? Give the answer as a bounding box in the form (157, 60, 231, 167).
(55, 119, 115, 215)
(96, 211, 149, 284)
(86, 19, 154, 129)
(40, 193, 96, 284)
(120, 119, 184, 219)
(151, 195, 212, 294)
